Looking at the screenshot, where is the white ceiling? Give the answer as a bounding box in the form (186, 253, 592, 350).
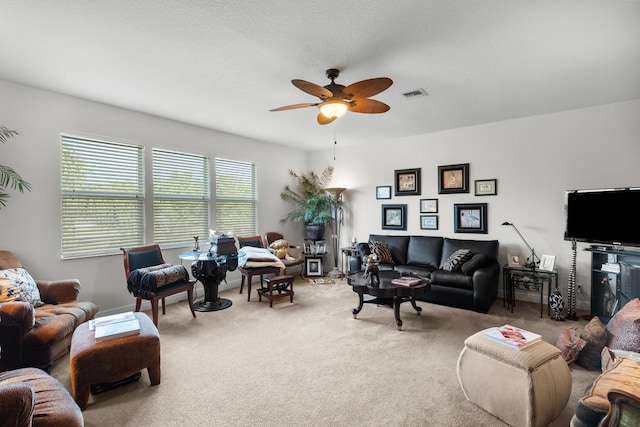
(2, 1, 639, 152)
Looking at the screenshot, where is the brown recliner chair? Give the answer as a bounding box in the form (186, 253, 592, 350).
(265, 232, 304, 278)
(0, 250, 98, 372)
(0, 367, 83, 426)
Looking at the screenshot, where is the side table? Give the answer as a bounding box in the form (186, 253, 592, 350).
(340, 246, 361, 275)
(503, 265, 558, 318)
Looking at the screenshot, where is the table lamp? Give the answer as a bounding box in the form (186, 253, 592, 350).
(502, 221, 540, 269)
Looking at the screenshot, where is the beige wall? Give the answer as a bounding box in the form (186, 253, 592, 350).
(3, 77, 640, 313)
(0, 79, 307, 314)
(308, 99, 640, 310)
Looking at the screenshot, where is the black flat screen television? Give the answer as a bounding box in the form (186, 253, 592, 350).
(565, 188, 640, 248)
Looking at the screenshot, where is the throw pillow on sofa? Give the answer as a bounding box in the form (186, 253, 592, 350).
(369, 241, 394, 264)
(606, 298, 640, 353)
(0, 268, 43, 306)
(461, 253, 487, 275)
(443, 248, 472, 272)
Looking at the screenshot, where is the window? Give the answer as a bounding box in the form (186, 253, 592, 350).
(61, 134, 144, 258)
(152, 149, 210, 245)
(215, 158, 257, 236)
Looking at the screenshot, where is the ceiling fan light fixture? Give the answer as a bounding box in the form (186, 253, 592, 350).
(319, 100, 349, 119)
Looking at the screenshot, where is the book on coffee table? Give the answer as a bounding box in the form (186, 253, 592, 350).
(391, 277, 422, 286)
(484, 325, 541, 350)
(95, 319, 141, 342)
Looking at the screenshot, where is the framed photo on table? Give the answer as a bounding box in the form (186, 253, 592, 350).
(381, 204, 407, 230)
(376, 185, 391, 199)
(508, 253, 523, 267)
(539, 255, 556, 272)
(438, 163, 469, 194)
(453, 203, 487, 234)
(394, 168, 421, 196)
(305, 257, 323, 277)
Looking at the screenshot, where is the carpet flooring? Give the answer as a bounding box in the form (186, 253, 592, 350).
(51, 279, 599, 426)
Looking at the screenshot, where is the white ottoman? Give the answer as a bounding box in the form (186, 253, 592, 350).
(457, 328, 572, 427)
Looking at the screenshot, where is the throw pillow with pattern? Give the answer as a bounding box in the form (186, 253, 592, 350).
(368, 241, 394, 264)
(0, 268, 43, 306)
(442, 248, 472, 272)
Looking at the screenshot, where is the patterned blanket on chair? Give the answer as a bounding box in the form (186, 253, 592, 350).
(127, 263, 189, 295)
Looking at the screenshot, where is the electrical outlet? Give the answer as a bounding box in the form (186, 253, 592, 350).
(577, 284, 582, 293)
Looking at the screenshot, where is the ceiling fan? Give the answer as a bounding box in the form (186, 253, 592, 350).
(270, 68, 393, 125)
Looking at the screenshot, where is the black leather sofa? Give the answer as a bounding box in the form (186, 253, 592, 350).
(357, 234, 500, 313)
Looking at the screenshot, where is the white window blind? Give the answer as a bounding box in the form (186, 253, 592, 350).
(61, 134, 144, 258)
(152, 149, 210, 244)
(215, 158, 257, 237)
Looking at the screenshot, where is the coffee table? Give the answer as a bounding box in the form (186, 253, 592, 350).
(346, 271, 430, 330)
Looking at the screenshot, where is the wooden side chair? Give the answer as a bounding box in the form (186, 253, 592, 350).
(265, 232, 304, 279)
(237, 235, 280, 301)
(121, 244, 196, 327)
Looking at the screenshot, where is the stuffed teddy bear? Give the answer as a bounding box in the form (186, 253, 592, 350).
(269, 239, 290, 259)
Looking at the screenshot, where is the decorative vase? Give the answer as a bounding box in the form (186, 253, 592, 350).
(549, 289, 565, 321)
(305, 224, 325, 241)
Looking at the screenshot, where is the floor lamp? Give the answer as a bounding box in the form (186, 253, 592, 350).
(325, 187, 346, 279)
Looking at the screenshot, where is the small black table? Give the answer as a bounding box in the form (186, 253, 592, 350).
(346, 271, 430, 330)
(179, 251, 234, 312)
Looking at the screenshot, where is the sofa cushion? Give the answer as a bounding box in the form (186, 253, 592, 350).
(606, 298, 640, 353)
(440, 238, 499, 268)
(461, 253, 488, 275)
(430, 270, 474, 290)
(406, 236, 443, 268)
(576, 316, 608, 371)
(368, 241, 394, 264)
(442, 249, 472, 272)
(369, 235, 410, 265)
(0, 268, 43, 306)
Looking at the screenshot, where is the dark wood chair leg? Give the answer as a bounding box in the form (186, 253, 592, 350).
(151, 298, 159, 327)
(247, 274, 253, 301)
(239, 274, 246, 294)
(135, 297, 142, 312)
(161, 297, 166, 315)
(187, 287, 196, 318)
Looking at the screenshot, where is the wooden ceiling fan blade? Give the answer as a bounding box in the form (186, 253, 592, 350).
(292, 79, 333, 99)
(270, 103, 318, 112)
(317, 112, 337, 125)
(348, 99, 390, 114)
(344, 77, 393, 100)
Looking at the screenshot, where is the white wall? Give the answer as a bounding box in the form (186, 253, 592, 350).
(0, 79, 307, 314)
(309, 99, 640, 310)
(3, 77, 639, 313)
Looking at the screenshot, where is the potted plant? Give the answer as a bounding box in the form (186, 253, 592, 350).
(280, 166, 341, 241)
(1, 126, 31, 209)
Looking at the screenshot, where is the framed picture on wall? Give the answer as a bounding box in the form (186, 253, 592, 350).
(475, 179, 497, 196)
(420, 198, 438, 213)
(376, 185, 392, 199)
(453, 203, 487, 233)
(420, 215, 438, 230)
(438, 163, 469, 194)
(394, 168, 421, 196)
(381, 204, 407, 230)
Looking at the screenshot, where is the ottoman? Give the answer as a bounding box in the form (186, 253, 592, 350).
(70, 312, 160, 409)
(457, 328, 572, 427)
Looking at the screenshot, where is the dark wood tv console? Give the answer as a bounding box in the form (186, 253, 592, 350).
(586, 246, 640, 321)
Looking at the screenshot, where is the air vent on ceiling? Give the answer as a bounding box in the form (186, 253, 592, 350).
(402, 88, 428, 99)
